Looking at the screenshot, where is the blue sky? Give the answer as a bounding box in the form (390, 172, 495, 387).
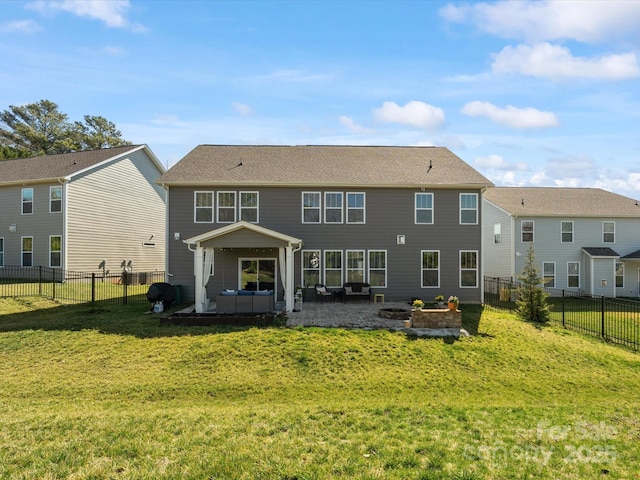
(2, 0, 640, 196)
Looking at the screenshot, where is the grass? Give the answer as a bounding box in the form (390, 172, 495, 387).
(0, 298, 639, 479)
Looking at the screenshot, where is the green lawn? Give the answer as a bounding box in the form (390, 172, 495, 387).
(0, 298, 638, 479)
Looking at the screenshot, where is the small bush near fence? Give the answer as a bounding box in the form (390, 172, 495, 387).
(0, 266, 166, 306)
(484, 276, 640, 351)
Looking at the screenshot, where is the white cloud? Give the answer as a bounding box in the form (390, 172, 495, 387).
(440, 0, 640, 44)
(232, 103, 253, 117)
(339, 116, 369, 134)
(0, 19, 42, 34)
(27, 0, 145, 31)
(493, 43, 640, 80)
(474, 154, 529, 171)
(373, 101, 445, 129)
(462, 101, 559, 129)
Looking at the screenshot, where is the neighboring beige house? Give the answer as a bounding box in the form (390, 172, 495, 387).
(0, 145, 166, 274)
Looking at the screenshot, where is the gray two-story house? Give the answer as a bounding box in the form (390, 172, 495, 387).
(0, 145, 166, 274)
(159, 145, 493, 311)
(483, 187, 640, 297)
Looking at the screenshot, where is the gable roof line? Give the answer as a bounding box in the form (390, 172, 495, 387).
(66, 145, 164, 181)
(184, 221, 303, 246)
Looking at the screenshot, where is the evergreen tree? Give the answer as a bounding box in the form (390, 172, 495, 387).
(515, 245, 551, 323)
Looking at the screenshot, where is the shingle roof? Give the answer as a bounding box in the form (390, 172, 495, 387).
(0, 145, 143, 185)
(582, 247, 620, 257)
(159, 145, 494, 188)
(622, 249, 640, 259)
(484, 187, 640, 217)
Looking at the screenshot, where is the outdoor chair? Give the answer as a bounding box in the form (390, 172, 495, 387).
(315, 284, 333, 303)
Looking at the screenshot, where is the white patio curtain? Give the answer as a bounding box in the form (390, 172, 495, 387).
(200, 247, 214, 310)
(278, 247, 286, 300)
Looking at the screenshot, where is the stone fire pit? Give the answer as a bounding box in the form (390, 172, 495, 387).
(378, 308, 411, 320)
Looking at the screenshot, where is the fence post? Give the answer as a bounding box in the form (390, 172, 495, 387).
(601, 296, 606, 339)
(52, 268, 56, 301)
(123, 281, 128, 305)
(91, 273, 96, 304)
(562, 289, 565, 328)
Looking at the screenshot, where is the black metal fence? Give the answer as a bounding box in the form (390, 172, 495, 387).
(484, 276, 640, 352)
(0, 266, 166, 305)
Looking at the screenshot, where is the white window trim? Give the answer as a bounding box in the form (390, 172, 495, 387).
(49, 186, 62, 214)
(301, 250, 321, 288)
(603, 221, 615, 243)
(239, 191, 259, 223)
(346, 249, 365, 283)
(521, 220, 534, 243)
(194, 191, 214, 223)
(421, 250, 440, 288)
(616, 261, 624, 288)
(346, 192, 366, 224)
(49, 235, 62, 268)
(460, 250, 478, 288)
(324, 192, 343, 224)
(561, 221, 573, 243)
(0, 237, 4, 267)
(459, 193, 478, 225)
(323, 250, 343, 288)
(415, 192, 434, 225)
(217, 191, 237, 223)
(494, 223, 501, 244)
(22, 188, 33, 216)
(567, 261, 580, 288)
(302, 192, 321, 224)
(543, 262, 556, 288)
(21, 236, 33, 267)
(368, 250, 387, 288)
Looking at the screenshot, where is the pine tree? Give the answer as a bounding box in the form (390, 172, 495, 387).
(515, 245, 551, 323)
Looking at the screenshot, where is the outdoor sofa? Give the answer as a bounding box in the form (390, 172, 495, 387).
(341, 282, 372, 303)
(215, 289, 275, 313)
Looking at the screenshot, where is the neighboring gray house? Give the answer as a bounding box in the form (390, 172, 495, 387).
(0, 145, 166, 274)
(483, 187, 640, 297)
(158, 145, 494, 311)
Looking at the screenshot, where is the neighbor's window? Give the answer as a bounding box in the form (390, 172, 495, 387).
(346, 192, 365, 223)
(415, 193, 434, 224)
(368, 250, 387, 288)
(22, 188, 33, 215)
(561, 221, 573, 243)
(240, 191, 258, 223)
(346, 250, 365, 283)
(522, 221, 534, 242)
(460, 193, 478, 224)
(460, 250, 478, 287)
(194, 191, 214, 222)
(0, 237, 4, 267)
(217, 191, 236, 223)
(50, 235, 62, 268)
(421, 250, 440, 288)
(568, 262, 580, 288)
(324, 250, 342, 288)
(302, 250, 321, 287)
(543, 262, 555, 288)
(302, 192, 321, 223)
(603, 221, 615, 243)
(494, 223, 501, 244)
(22, 236, 33, 267)
(616, 262, 624, 288)
(50, 186, 62, 213)
(325, 192, 343, 223)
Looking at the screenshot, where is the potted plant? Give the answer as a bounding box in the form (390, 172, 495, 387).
(447, 295, 459, 311)
(434, 295, 445, 308)
(412, 299, 425, 309)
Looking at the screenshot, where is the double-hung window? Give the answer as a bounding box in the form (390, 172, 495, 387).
(302, 192, 321, 223)
(22, 237, 33, 267)
(522, 221, 534, 242)
(194, 191, 214, 222)
(603, 221, 615, 243)
(415, 193, 434, 224)
(302, 250, 321, 287)
(561, 221, 573, 243)
(22, 188, 33, 215)
(325, 193, 343, 223)
(240, 192, 258, 223)
(346, 250, 365, 283)
(616, 262, 624, 288)
(346, 193, 365, 223)
(568, 262, 580, 288)
(421, 250, 439, 287)
(0, 237, 4, 267)
(217, 192, 236, 223)
(543, 262, 555, 288)
(368, 250, 387, 287)
(324, 250, 342, 287)
(494, 223, 501, 243)
(460, 250, 478, 287)
(460, 193, 478, 224)
(50, 235, 62, 268)
(50, 186, 62, 213)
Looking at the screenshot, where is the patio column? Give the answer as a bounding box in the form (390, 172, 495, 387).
(194, 245, 205, 313)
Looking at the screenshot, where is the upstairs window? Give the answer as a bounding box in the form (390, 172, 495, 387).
(415, 193, 434, 224)
(217, 192, 236, 223)
(22, 188, 33, 215)
(460, 193, 478, 224)
(494, 223, 501, 243)
(346, 193, 365, 223)
(603, 221, 615, 243)
(561, 221, 573, 243)
(240, 192, 258, 223)
(194, 191, 214, 222)
(325, 192, 343, 224)
(302, 192, 321, 223)
(50, 186, 62, 213)
(522, 221, 534, 242)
